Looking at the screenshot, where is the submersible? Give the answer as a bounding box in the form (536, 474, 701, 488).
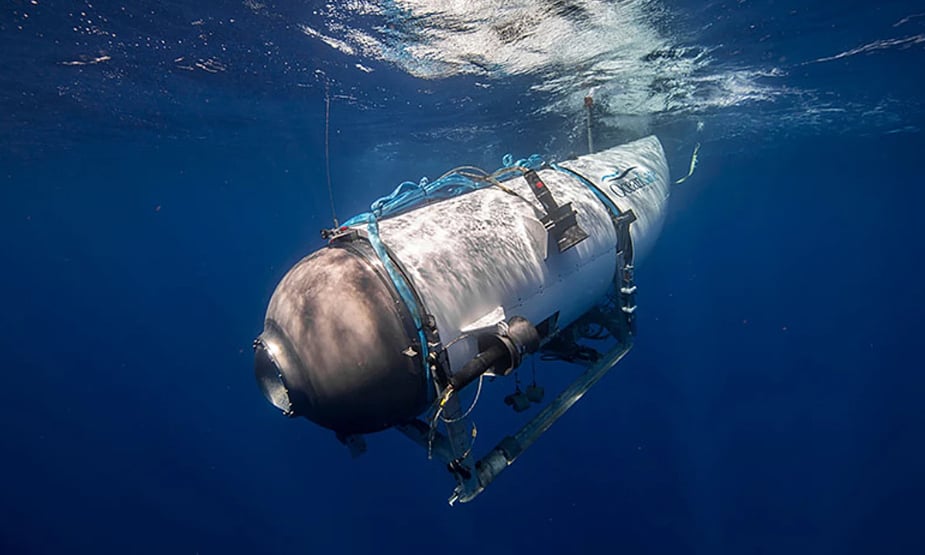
(255, 136, 672, 503)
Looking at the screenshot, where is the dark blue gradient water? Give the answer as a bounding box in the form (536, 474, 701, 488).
(2, 1, 923, 553)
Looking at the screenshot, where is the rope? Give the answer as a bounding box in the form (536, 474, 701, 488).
(342, 154, 546, 227)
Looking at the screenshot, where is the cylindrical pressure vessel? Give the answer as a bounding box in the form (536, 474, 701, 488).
(255, 136, 670, 435)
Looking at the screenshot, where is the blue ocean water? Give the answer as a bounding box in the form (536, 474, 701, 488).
(2, 1, 924, 553)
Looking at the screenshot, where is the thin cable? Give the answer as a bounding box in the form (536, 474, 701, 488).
(437, 165, 490, 181)
(443, 332, 472, 350)
(441, 376, 484, 423)
(426, 386, 454, 459)
(324, 81, 339, 227)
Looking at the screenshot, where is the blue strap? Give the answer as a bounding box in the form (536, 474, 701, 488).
(347, 212, 433, 393)
(551, 163, 622, 220)
(338, 153, 549, 393)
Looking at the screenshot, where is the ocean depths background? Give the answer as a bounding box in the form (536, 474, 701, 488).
(2, 1, 924, 553)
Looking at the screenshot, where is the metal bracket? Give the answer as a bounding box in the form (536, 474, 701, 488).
(523, 170, 589, 253)
(447, 340, 632, 505)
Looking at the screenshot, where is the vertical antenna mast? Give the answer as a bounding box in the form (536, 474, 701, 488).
(324, 79, 339, 228)
(584, 94, 594, 154)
